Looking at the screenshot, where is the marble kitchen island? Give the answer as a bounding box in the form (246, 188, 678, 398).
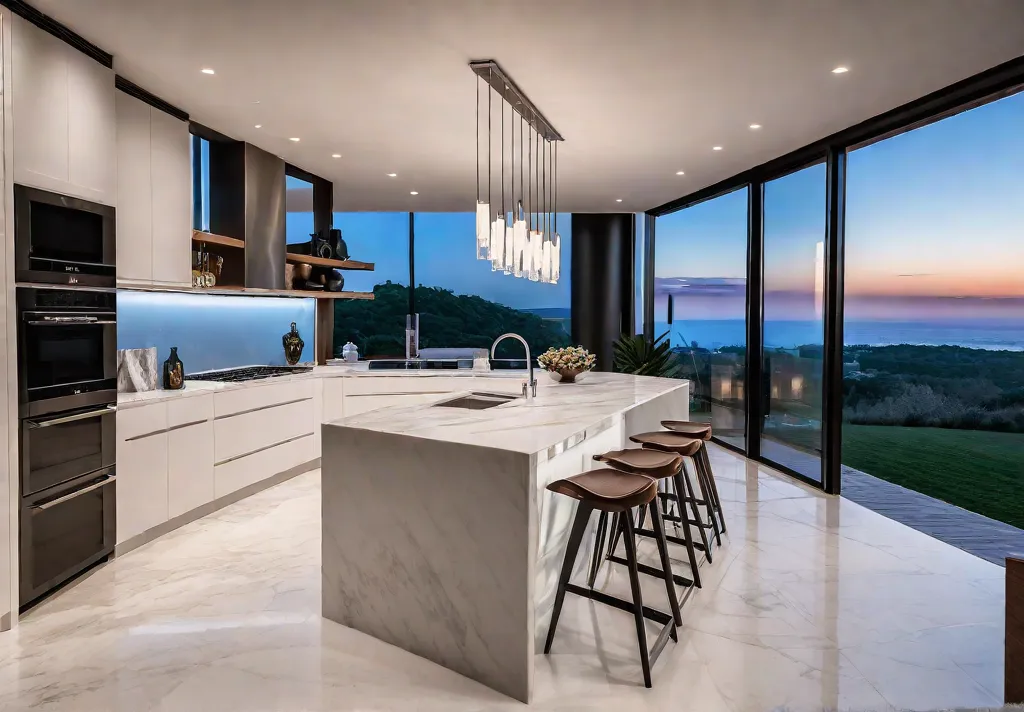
(321, 372, 689, 703)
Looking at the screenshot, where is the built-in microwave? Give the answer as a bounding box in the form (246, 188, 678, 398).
(17, 287, 117, 418)
(14, 184, 116, 288)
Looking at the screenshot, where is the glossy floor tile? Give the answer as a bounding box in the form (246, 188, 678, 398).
(0, 446, 1007, 711)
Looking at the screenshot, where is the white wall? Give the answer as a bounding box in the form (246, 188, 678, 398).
(1, 8, 16, 630)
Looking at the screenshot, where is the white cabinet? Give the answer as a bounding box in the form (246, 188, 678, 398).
(149, 108, 191, 285)
(115, 90, 191, 286)
(168, 422, 214, 519)
(115, 91, 152, 281)
(116, 402, 169, 545)
(11, 15, 115, 204)
(167, 395, 214, 519)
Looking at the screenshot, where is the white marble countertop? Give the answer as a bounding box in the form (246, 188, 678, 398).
(325, 372, 688, 456)
(116, 364, 532, 408)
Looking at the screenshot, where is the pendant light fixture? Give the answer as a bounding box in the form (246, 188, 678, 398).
(513, 112, 527, 277)
(471, 60, 563, 283)
(476, 73, 490, 260)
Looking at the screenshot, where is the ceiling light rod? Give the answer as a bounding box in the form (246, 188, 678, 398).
(469, 60, 564, 142)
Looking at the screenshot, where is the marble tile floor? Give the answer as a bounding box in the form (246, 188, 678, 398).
(0, 445, 1007, 711)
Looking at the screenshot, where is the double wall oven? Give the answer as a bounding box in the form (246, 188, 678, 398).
(15, 184, 118, 607)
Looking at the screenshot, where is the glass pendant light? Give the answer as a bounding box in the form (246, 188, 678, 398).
(502, 100, 516, 274)
(476, 73, 490, 260)
(511, 113, 526, 276)
(550, 142, 560, 283)
(491, 89, 507, 272)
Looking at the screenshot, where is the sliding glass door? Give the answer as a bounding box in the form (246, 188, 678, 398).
(760, 163, 828, 483)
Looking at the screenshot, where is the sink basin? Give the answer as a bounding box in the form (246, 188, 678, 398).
(433, 392, 519, 410)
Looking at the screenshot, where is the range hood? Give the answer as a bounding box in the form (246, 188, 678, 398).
(209, 141, 286, 290)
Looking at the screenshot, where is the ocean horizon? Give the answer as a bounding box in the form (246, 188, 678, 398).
(655, 318, 1024, 352)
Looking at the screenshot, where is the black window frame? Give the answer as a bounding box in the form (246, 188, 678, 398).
(645, 56, 1024, 494)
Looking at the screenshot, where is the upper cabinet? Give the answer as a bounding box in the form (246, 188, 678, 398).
(115, 91, 191, 286)
(11, 16, 116, 205)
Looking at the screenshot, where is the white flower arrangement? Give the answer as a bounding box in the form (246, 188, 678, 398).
(537, 346, 596, 374)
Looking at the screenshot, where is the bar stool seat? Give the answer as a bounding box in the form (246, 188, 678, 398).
(544, 469, 678, 688)
(661, 420, 712, 440)
(548, 469, 659, 511)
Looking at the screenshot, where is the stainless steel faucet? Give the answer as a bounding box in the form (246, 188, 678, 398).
(490, 333, 537, 398)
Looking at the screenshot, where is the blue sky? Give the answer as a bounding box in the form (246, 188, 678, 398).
(654, 89, 1024, 323)
(284, 191, 572, 311)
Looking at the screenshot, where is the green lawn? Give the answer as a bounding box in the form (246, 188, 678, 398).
(842, 424, 1024, 530)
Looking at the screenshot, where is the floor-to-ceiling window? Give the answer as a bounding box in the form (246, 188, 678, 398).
(412, 212, 572, 358)
(761, 162, 827, 482)
(654, 189, 748, 449)
(332, 213, 410, 358)
(843, 90, 1024, 528)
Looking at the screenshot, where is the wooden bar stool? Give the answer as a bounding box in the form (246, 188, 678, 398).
(661, 420, 726, 536)
(544, 469, 679, 688)
(628, 432, 717, 561)
(590, 449, 701, 591)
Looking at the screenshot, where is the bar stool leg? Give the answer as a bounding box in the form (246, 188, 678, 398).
(699, 445, 726, 534)
(606, 512, 622, 559)
(621, 513, 652, 688)
(672, 471, 702, 589)
(681, 460, 713, 563)
(545, 502, 594, 654)
(691, 455, 722, 548)
(587, 511, 608, 588)
(648, 500, 683, 626)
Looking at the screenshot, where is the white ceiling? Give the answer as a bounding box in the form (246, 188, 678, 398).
(31, 0, 1024, 212)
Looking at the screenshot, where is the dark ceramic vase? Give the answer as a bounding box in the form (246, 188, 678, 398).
(163, 347, 185, 390)
(283, 322, 304, 365)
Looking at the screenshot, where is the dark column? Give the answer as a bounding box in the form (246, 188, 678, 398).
(571, 213, 635, 372)
(1008, 557, 1024, 704)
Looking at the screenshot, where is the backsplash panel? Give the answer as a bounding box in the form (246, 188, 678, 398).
(118, 291, 316, 373)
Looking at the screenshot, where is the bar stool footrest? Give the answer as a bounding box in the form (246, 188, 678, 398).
(636, 526, 708, 553)
(564, 583, 678, 651)
(605, 554, 694, 588)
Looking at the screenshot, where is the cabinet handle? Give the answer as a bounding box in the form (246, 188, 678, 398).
(32, 476, 116, 511)
(26, 404, 116, 428)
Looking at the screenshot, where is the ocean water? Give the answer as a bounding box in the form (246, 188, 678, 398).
(655, 319, 1024, 351)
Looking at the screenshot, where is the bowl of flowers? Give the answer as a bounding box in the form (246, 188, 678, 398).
(537, 346, 596, 384)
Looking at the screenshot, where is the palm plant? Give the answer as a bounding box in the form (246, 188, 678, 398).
(612, 332, 681, 377)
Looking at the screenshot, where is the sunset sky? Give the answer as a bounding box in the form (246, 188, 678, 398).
(654, 88, 1024, 322)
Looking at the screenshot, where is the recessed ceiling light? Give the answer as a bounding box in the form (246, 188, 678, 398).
(201, 68, 215, 75)
(713, 146, 723, 151)
(289, 137, 300, 142)
(832, 66, 849, 74)
(253, 100, 261, 104)
(386, 173, 397, 177)
(615, 199, 623, 203)
(331, 153, 341, 158)
(749, 124, 762, 130)
(410, 191, 419, 195)
(254, 124, 262, 129)
(676, 170, 685, 175)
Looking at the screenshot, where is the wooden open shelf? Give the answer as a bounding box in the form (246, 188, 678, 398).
(191, 230, 244, 249)
(285, 253, 374, 271)
(118, 283, 374, 300)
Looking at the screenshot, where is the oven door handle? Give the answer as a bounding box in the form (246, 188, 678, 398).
(26, 404, 116, 428)
(32, 476, 116, 511)
(25, 319, 117, 326)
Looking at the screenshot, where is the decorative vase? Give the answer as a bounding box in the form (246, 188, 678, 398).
(547, 368, 588, 384)
(162, 347, 185, 390)
(283, 322, 304, 365)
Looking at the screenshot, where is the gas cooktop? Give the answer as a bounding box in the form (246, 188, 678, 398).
(187, 366, 313, 383)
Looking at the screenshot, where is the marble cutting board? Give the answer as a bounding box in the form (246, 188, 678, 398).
(117, 347, 159, 393)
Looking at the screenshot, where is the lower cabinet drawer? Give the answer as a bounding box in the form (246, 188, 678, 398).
(214, 399, 313, 463)
(214, 433, 314, 499)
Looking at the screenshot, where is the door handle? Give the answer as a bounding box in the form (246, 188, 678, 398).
(26, 404, 116, 428)
(32, 476, 115, 511)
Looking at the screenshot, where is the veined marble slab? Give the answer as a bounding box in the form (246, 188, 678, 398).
(322, 372, 689, 702)
(332, 372, 689, 459)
